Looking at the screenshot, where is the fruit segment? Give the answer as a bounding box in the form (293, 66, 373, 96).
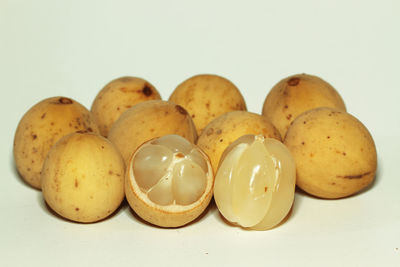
(231, 139, 274, 227)
(172, 159, 206, 205)
(134, 144, 173, 191)
(214, 135, 296, 230)
(251, 138, 296, 230)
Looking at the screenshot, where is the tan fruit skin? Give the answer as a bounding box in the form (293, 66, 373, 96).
(108, 100, 198, 165)
(41, 132, 125, 223)
(91, 76, 161, 137)
(284, 107, 377, 199)
(169, 74, 247, 135)
(262, 73, 346, 139)
(197, 111, 281, 174)
(13, 97, 100, 189)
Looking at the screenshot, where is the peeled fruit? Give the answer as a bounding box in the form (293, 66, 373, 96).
(13, 96, 99, 189)
(197, 111, 281, 173)
(169, 74, 247, 135)
(262, 73, 346, 138)
(41, 131, 125, 223)
(284, 107, 377, 199)
(214, 134, 296, 230)
(125, 135, 214, 227)
(91, 76, 161, 137)
(108, 100, 197, 165)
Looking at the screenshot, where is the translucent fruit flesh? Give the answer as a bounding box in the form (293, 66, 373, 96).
(214, 135, 296, 230)
(133, 135, 208, 206)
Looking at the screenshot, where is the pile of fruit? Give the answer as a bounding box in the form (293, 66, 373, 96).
(13, 73, 377, 230)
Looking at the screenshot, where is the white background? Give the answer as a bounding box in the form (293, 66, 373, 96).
(1, 0, 400, 266)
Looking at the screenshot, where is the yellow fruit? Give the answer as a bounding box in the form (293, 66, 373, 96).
(108, 100, 197, 165)
(284, 107, 377, 199)
(91, 76, 161, 137)
(169, 74, 247, 135)
(13, 96, 99, 189)
(197, 111, 281, 173)
(214, 135, 296, 230)
(41, 131, 125, 223)
(262, 73, 346, 138)
(125, 135, 214, 227)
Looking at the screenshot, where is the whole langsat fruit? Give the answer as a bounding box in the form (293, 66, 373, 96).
(262, 73, 346, 139)
(41, 131, 125, 223)
(169, 74, 247, 135)
(284, 107, 377, 199)
(91, 76, 161, 137)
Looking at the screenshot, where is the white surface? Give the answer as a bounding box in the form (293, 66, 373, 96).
(1, 0, 400, 266)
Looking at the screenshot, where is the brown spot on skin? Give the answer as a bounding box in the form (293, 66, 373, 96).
(69, 123, 72, 127)
(119, 87, 127, 92)
(120, 77, 133, 83)
(56, 97, 73, 104)
(75, 207, 79, 211)
(75, 179, 79, 188)
(176, 105, 187, 115)
(264, 187, 268, 192)
(27, 168, 31, 172)
(331, 182, 336, 185)
(286, 114, 292, 120)
(327, 136, 330, 139)
(125, 105, 132, 109)
(108, 170, 113, 175)
(107, 210, 112, 214)
(216, 129, 222, 135)
(41, 113, 46, 119)
(32, 134, 37, 140)
(117, 107, 120, 111)
(310, 153, 314, 157)
(191, 114, 195, 118)
(301, 141, 305, 145)
(150, 128, 155, 132)
(336, 171, 372, 179)
(206, 102, 210, 108)
(284, 105, 288, 109)
(219, 139, 223, 142)
(176, 153, 184, 158)
(342, 152, 346, 156)
(101, 145, 104, 149)
(50, 122, 55, 126)
(142, 84, 153, 96)
(87, 127, 93, 132)
(303, 121, 307, 124)
(287, 77, 300, 86)
(206, 128, 214, 136)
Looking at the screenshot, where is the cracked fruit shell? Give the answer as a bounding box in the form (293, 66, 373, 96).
(125, 135, 214, 228)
